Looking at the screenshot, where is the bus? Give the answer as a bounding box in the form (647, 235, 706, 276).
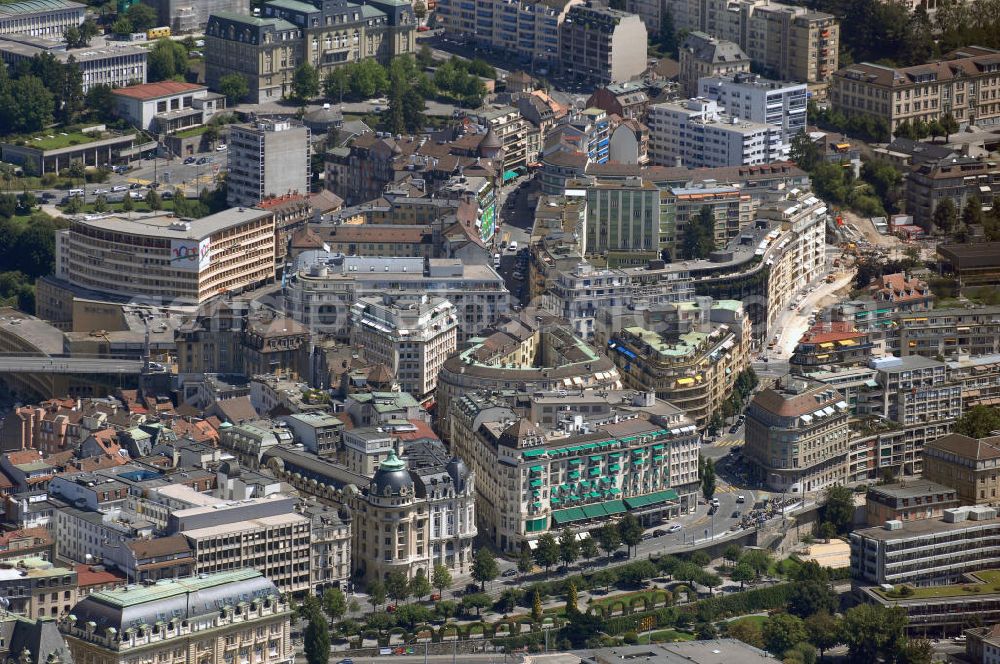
(147, 26, 171, 40)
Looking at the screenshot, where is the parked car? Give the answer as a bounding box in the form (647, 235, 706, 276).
(708, 504, 718, 516)
(736, 495, 746, 503)
(184, 157, 196, 164)
(502, 568, 517, 577)
(93, 188, 109, 195)
(710, 498, 720, 507)
(731, 510, 741, 519)
(196, 157, 211, 165)
(216, 143, 227, 151)
(667, 524, 682, 533)
(652, 529, 666, 537)
(112, 184, 128, 192)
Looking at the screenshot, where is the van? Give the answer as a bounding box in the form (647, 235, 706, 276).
(68, 188, 84, 197)
(508, 240, 518, 252)
(493, 253, 501, 266)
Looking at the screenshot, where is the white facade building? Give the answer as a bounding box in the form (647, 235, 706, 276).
(0, 0, 84, 37)
(350, 294, 457, 402)
(227, 119, 311, 207)
(648, 98, 787, 168)
(697, 73, 808, 141)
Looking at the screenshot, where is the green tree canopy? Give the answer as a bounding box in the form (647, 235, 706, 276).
(303, 611, 330, 664)
(124, 3, 158, 32)
(822, 484, 855, 534)
(471, 548, 499, 590)
(682, 205, 716, 259)
(702, 457, 716, 500)
(408, 568, 431, 601)
(218, 73, 249, 105)
(291, 63, 320, 102)
(932, 198, 958, 234)
(954, 405, 1000, 438)
(761, 613, 807, 657)
(558, 527, 580, 568)
(618, 513, 643, 557)
(534, 533, 559, 574)
(432, 563, 452, 594)
(384, 570, 410, 605)
(148, 38, 188, 81)
(839, 604, 909, 663)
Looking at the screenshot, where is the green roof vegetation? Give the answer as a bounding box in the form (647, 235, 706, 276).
(874, 570, 1000, 600)
(173, 124, 214, 139)
(20, 130, 104, 151)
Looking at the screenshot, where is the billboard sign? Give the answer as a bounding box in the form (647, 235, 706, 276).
(170, 238, 211, 272)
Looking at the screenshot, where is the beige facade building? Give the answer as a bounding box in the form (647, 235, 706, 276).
(678, 32, 751, 98)
(205, 0, 415, 104)
(830, 47, 1000, 136)
(450, 390, 700, 551)
(54, 209, 275, 304)
(607, 299, 753, 429)
(0, 557, 77, 620)
(60, 570, 293, 664)
(745, 377, 851, 493)
(558, 3, 648, 86)
(347, 443, 477, 584)
(182, 512, 312, 596)
(350, 295, 457, 402)
(922, 433, 1000, 506)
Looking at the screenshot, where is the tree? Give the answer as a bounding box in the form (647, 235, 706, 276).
(63, 26, 82, 49)
(731, 562, 755, 589)
(618, 513, 643, 558)
(367, 579, 386, 610)
(804, 611, 840, 659)
(723, 544, 742, 568)
(558, 528, 580, 569)
(409, 568, 432, 601)
(385, 570, 410, 606)
(432, 563, 452, 596)
(471, 548, 499, 590)
(460, 592, 492, 617)
(701, 457, 716, 500)
(349, 59, 389, 98)
(4, 76, 54, 133)
(516, 544, 534, 578)
(218, 73, 249, 105)
(292, 63, 320, 102)
(658, 6, 679, 56)
(762, 613, 807, 657)
(531, 589, 543, 623)
(727, 618, 764, 648)
(413, 0, 427, 20)
(121, 192, 135, 215)
(323, 66, 350, 101)
(145, 188, 162, 211)
(565, 581, 579, 616)
(897, 637, 933, 664)
(788, 579, 836, 619)
(79, 17, 98, 45)
(111, 16, 133, 35)
(580, 536, 598, 566)
(596, 523, 621, 561)
(682, 205, 716, 259)
(322, 587, 347, 621)
(92, 194, 108, 213)
(85, 84, 116, 122)
(125, 3, 158, 32)
(822, 484, 855, 534)
(954, 405, 1000, 438)
(366, 611, 395, 634)
(148, 39, 188, 82)
(932, 198, 958, 234)
(739, 549, 772, 577)
(534, 533, 559, 574)
(303, 611, 330, 664)
(63, 195, 84, 215)
(790, 130, 821, 172)
(940, 113, 959, 142)
(17, 191, 36, 212)
(839, 604, 908, 663)
(0, 194, 15, 220)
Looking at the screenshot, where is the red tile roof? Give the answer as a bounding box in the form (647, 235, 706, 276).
(112, 81, 206, 101)
(75, 564, 126, 588)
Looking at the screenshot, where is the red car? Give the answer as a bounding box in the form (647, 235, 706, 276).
(386, 604, 398, 613)
(417, 25, 430, 31)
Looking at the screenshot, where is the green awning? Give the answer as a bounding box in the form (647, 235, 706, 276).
(530, 465, 544, 473)
(589, 455, 602, 462)
(561, 483, 571, 491)
(605, 499, 626, 514)
(610, 487, 621, 494)
(651, 444, 664, 450)
(609, 464, 621, 472)
(526, 516, 548, 532)
(589, 467, 601, 476)
(522, 449, 546, 459)
(550, 496, 560, 505)
(533, 501, 542, 508)
(503, 169, 519, 182)
(652, 455, 664, 461)
(582, 504, 605, 518)
(632, 459, 644, 466)
(600, 476, 612, 484)
(632, 449, 644, 456)
(568, 458, 584, 465)
(529, 478, 542, 487)
(579, 480, 591, 488)
(608, 452, 622, 459)
(624, 489, 680, 510)
(551, 507, 587, 525)
(568, 470, 580, 479)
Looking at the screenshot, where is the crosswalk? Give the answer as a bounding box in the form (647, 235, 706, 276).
(711, 439, 744, 448)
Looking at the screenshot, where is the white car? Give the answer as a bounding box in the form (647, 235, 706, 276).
(736, 495, 746, 504)
(112, 184, 128, 192)
(93, 188, 109, 195)
(667, 524, 682, 533)
(216, 144, 227, 151)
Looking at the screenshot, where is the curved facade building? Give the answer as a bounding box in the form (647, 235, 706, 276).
(436, 319, 621, 440)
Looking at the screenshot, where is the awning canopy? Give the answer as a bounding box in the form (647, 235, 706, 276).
(624, 489, 679, 510)
(502, 169, 519, 182)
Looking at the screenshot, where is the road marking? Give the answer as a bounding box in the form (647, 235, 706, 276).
(711, 439, 743, 448)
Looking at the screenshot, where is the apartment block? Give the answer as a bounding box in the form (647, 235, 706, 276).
(866, 355, 961, 426)
(0, 34, 147, 93)
(677, 32, 750, 98)
(662, 1, 837, 91)
(698, 73, 808, 141)
(648, 99, 787, 168)
(227, 119, 310, 208)
(865, 480, 960, 527)
(745, 377, 850, 493)
(145, 0, 248, 33)
(851, 505, 1000, 586)
(923, 433, 1000, 506)
(349, 294, 457, 402)
(451, 390, 700, 552)
(905, 155, 1000, 232)
(467, 105, 530, 170)
(558, 3, 647, 86)
(607, 299, 753, 429)
(830, 47, 1000, 137)
(669, 183, 753, 251)
(568, 176, 669, 258)
(436, 0, 579, 66)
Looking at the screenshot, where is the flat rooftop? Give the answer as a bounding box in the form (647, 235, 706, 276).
(73, 207, 272, 240)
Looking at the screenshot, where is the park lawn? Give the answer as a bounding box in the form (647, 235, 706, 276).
(588, 589, 669, 613)
(62, 199, 176, 214)
(729, 615, 768, 628)
(648, 629, 694, 643)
